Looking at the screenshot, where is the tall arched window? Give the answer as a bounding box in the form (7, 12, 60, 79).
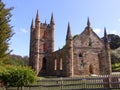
(79, 53, 83, 57)
(43, 31, 46, 38)
(54, 59, 57, 70)
(60, 58, 63, 70)
(89, 64, 94, 74)
(79, 53, 84, 70)
(43, 43, 46, 52)
(88, 38, 92, 46)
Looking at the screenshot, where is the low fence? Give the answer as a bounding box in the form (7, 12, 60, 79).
(0, 74, 120, 90)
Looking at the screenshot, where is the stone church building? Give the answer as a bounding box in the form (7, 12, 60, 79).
(29, 11, 111, 77)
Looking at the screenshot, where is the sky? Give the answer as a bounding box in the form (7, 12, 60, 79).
(3, 0, 120, 57)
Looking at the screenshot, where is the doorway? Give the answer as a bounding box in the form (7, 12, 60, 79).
(89, 64, 94, 74)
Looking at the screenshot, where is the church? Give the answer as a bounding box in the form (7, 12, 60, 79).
(29, 11, 111, 77)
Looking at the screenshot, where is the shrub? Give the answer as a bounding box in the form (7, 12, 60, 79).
(0, 65, 38, 88)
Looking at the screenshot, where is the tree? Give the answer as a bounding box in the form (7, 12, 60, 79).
(7, 54, 26, 66)
(111, 48, 120, 64)
(0, 0, 13, 62)
(108, 34, 120, 49)
(6, 54, 29, 66)
(101, 34, 120, 49)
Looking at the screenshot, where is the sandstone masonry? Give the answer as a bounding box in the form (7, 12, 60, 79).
(29, 11, 111, 77)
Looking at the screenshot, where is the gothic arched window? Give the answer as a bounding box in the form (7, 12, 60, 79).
(88, 38, 92, 46)
(60, 58, 63, 70)
(43, 43, 46, 52)
(79, 53, 83, 57)
(54, 59, 57, 70)
(43, 31, 46, 38)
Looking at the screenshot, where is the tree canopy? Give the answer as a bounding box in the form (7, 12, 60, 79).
(0, 0, 13, 61)
(108, 34, 120, 49)
(101, 34, 120, 49)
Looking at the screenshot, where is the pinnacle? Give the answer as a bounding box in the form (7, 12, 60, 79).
(87, 17, 90, 27)
(50, 12, 54, 25)
(35, 10, 40, 22)
(31, 18, 35, 28)
(104, 27, 107, 38)
(104, 27, 108, 43)
(104, 27, 106, 34)
(66, 22, 72, 40)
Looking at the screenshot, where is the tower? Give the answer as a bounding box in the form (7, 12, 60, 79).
(50, 12, 55, 52)
(29, 11, 55, 75)
(104, 28, 111, 74)
(29, 18, 35, 68)
(29, 10, 40, 74)
(65, 22, 73, 76)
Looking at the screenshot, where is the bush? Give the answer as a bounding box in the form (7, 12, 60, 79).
(0, 65, 38, 88)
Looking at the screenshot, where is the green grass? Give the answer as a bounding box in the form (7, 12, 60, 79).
(112, 63, 120, 72)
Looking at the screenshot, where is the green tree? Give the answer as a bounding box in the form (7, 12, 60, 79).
(108, 34, 120, 49)
(0, 0, 13, 62)
(6, 54, 29, 66)
(7, 54, 26, 66)
(101, 34, 120, 49)
(111, 48, 120, 64)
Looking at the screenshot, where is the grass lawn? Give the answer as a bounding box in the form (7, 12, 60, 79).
(112, 63, 120, 72)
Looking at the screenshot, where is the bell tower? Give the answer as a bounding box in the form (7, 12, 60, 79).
(29, 11, 55, 75)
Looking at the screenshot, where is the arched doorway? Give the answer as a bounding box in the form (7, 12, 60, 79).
(89, 64, 94, 74)
(42, 57, 46, 70)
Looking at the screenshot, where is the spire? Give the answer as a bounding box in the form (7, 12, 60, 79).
(66, 22, 72, 40)
(104, 27, 107, 36)
(50, 12, 55, 25)
(104, 27, 108, 43)
(45, 20, 47, 24)
(87, 17, 90, 27)
(104, 27, 110, 49)
(35, 10, 40, 22)
(31, 18, 35, 29)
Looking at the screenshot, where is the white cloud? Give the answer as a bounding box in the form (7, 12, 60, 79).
(20, 28, 27, 33)
(93, 28, 101, 34)
(118, 18, 120, 22)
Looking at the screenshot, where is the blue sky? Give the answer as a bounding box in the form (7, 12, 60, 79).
(3, 0, 120, 56)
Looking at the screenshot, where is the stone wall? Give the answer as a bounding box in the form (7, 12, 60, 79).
(29, 13, 111, 77)
(44, 46, 73, 77)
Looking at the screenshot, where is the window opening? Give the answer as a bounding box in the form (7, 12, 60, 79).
(60, 58, 63, 70)
(42, 57, 46, 70)
(54, 59, 57, 70)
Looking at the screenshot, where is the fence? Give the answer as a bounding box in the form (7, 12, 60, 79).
(0, 74, 120, 90)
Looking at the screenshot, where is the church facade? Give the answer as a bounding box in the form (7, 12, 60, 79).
(29, 11, 111, 77)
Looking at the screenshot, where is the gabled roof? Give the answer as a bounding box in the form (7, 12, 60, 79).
(73, 19, 104, 48)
